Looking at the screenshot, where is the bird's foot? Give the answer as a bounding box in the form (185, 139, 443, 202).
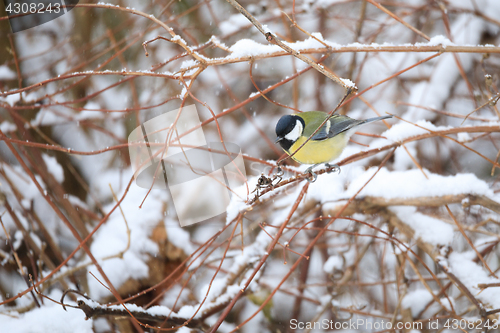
(304, 165, 319, 183)
(306, 170, 317, 183)
(325, 163, 340, 174)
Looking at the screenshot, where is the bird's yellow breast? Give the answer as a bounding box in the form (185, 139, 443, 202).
(287, 135, 347, 165)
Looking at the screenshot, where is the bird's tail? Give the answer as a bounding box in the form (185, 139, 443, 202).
(363, 114, 393, 124)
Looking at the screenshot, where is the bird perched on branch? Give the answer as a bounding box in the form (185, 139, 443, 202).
(275, 111, 392, 180)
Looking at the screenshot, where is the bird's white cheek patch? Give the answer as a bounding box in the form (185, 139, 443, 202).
(285, 120, 303, 142)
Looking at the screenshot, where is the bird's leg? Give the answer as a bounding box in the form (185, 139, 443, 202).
(306, 171, 317, 183)
(304, 164, 320, 183)
(325, 163, 340, 174)
(304, 164, 320, 174)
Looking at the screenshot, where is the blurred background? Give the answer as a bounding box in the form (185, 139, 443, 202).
(1, 1, 500, 332)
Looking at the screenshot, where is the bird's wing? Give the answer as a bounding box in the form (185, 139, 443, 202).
(311, 115, 363, 141)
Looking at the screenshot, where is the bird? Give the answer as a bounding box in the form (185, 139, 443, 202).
(275, 111, 392, 179)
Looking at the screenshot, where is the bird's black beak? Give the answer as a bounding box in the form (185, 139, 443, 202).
(275, 137, 283, 144)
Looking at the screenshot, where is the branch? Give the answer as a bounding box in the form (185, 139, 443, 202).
(225, 0, 357, 92)
(76, 299, 206, 330)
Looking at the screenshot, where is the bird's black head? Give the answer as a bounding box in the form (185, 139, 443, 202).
(275, 115, 304, 151)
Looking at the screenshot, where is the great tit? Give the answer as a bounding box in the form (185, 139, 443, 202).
(275, 111, 392, 173)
